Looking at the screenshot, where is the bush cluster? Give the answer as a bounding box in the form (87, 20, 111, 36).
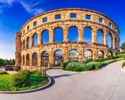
(122, 62, 125, 67)
(61, 62, 69, 70)
(12, 70, 30, 87)
(62, 54, 125, 72)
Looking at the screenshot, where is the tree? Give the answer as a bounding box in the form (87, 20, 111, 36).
(121, 42, 125, 51)
(0, 58, 6, 67)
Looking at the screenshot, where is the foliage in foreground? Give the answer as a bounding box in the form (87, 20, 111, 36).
(62, 54, 125, 72)
(121, 42, 125, 51)
(0, 70, 49, 91)
(122, 62, 125, 67)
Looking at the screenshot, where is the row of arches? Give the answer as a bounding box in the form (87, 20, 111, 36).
(22, 27, 118, 50)
(22, 49, 114, 67)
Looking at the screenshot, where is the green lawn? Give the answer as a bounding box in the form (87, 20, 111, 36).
(0, 71, 49, 91)
(0, 74, 13, 91)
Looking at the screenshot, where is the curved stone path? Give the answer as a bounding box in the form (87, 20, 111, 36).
(0, 60, 125, 100)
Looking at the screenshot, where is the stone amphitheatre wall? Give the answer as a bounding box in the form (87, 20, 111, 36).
(15, 8, 120, 71)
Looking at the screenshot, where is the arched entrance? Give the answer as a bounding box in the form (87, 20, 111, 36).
(107, 33, 112, 48)
(41, 51, 49, 67)
(108, 51, 113, 57)
(98, 50, 104, 59)
(69, 50, 78, 61)
(26, 54, 30, 66)
(84, 27, 92, 44)
(84, 50, 92, 60)
(54, 50, 63, 66)
(42, 30, 49, 44)
(54, 27, 63, 42)
(32, 52, 38, 66)
(97, 30, 103, 44)
(68, 26, 78, 42)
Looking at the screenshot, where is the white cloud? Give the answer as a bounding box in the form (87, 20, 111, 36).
(20, 1, 44, 15)
(0, 0, 15, 13)
(0, 0, 15, 6)
(0, 0, 44, 15)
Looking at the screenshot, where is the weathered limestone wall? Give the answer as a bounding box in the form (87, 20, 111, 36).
(15, 8, 120, 71)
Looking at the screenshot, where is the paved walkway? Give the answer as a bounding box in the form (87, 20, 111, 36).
(0, 61, 125, 100)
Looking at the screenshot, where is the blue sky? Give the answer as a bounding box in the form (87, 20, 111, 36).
(0, 0, 125, 59)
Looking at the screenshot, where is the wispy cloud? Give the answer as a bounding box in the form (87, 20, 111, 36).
(0, 0, 44, 15)
(0, 0, 15, 5)
(0, 0, 15, 13)
(20, 1, 44, 15)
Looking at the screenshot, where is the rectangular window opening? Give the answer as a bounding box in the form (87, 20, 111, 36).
(27, 26, 30, 30)
(108, 23, 111, 28)
(43, 17, 47, 22)
(33, 21, 37, 26)
(70, 13, 77, 18)
(55, 14, 61, 19)
(86, 15, 91, 20)
(99, 18, 103, 23)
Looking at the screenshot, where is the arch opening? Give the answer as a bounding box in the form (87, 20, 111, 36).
(27, 37, 30, 48)
(84, 50, 92, 60)
(107, 33, 112, 48)
(23, 40, 25, 50)
(41, 51, 49, 67)
(97, 30, 103, 44)
(68, 27, 78, 42)
(42, 30, 49, 44)
(33, 33, 38, 46)
(26, 54, 30, 66)
(54, 27, 63, 42)
(69, 50, 78, 61)
(32, 52, 38, 66)
(84, 27, 92, 44)
(108, 51, 113, 57)
(98, 50, 104, 59)
(23, 55, 25, 65)
(54, 50, 63, 66)
(115, 37, 118, 49)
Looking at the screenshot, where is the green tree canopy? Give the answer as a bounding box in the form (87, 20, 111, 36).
(121, 42, 125, 51)
(0, 58, 6, 67)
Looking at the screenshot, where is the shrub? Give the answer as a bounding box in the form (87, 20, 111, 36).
(0, 71, 8, 75)
(66, 66, 74, 71)
(87, 62, 105, 70)
(12, 70, 30, 87)
(73, 66, 89, 72)
(29, 71, 46, 82)
(87, 63, 96, 70)
(95, 62, 103, 68)
(31, 70, 42, 76)
(122, 62, 125, 67)
(83, 59, 92, 63)
(61, 62, 69, 70)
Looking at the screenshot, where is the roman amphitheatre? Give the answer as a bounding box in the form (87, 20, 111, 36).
(15, 8, 120, 71)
